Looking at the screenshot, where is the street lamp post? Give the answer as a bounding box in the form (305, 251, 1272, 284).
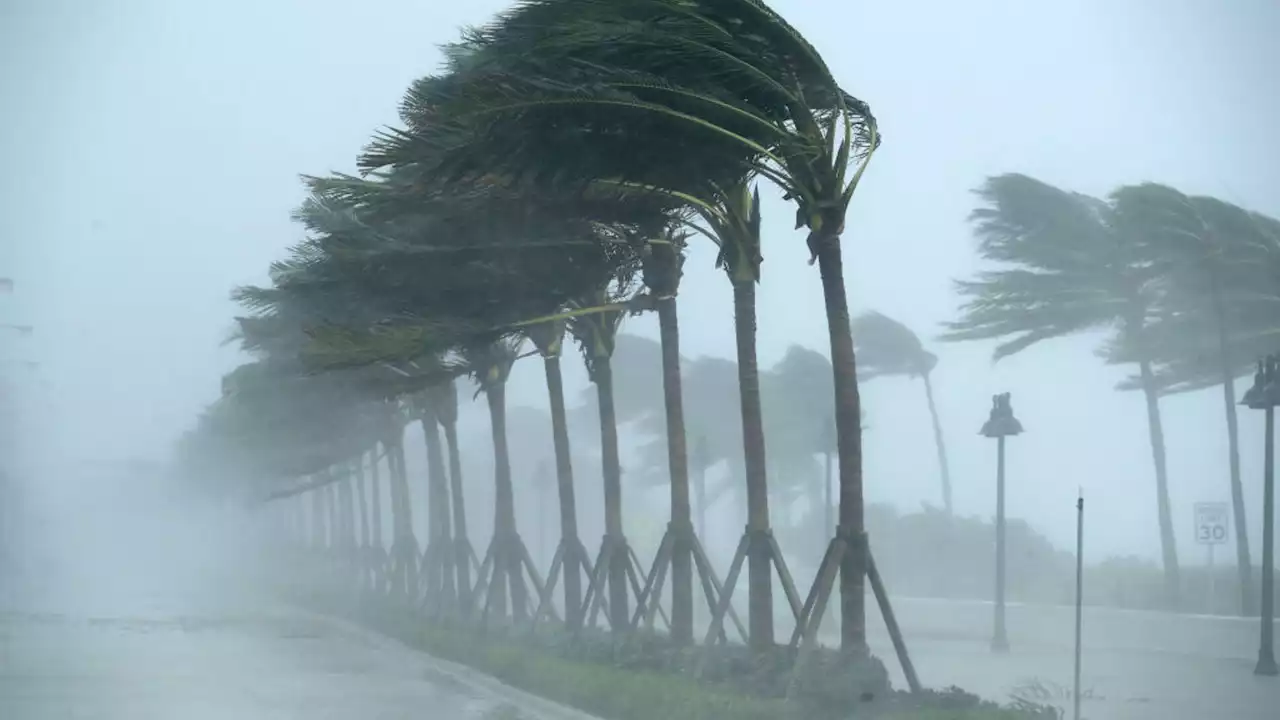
(1241, 356, 1279, 677)
(981, 392, 1023, 654)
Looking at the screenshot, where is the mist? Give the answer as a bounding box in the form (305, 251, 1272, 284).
(3, 1, 1279, 719)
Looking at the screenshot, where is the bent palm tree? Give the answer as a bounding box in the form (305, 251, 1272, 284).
(640, 229, 698, 642)
(463, 336, 534, 622)
(943, 173, 1181, 607)
(1106, 185, 1280, 615)
(567, 284, 634, 631)
(853, 311, 953, 514)
(365, 0, 880, 651)
(523, 318, 588, 629)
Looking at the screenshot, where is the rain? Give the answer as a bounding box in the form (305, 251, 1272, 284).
(2, 1, 1279, 719)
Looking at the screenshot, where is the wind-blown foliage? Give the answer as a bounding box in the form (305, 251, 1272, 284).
(853, 311, 953, 514)
(1100, 185, 1280, 615)
(352, 0, 880, 651)
(946, 173, 1280, 612)
(178, 0, 892, 663)
(942, 173, 1183, 606)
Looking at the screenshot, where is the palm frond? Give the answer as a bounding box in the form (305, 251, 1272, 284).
(852, 311, 936, 379)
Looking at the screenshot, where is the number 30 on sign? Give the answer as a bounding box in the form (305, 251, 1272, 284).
(1194, 502, 1230, 545)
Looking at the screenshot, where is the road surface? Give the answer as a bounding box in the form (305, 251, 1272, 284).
(4, 478, 1275, 720)
(861, 596, 1280, 720)
(0, 603, 585, 720)
(0, 494, 593, 720)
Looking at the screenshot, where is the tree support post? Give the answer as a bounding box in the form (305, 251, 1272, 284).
(580, 533, 658, 634)
(470, 531, 549, 628)
(786, 529, 920, 697)
(529, 534, 595, 630)
(692, 527, 800, 676)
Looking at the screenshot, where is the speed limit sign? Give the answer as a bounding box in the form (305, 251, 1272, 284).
(1194, 502, 1230, 545)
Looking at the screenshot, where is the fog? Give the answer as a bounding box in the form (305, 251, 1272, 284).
(3, 1, 1280, 719)
(7, 0, 1279, 559)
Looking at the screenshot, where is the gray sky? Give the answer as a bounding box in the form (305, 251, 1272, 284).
(4, 0, 1278, 561)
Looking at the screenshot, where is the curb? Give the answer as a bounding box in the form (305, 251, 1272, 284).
(287, 603, 604, 720)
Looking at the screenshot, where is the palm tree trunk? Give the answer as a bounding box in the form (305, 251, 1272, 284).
(814, 235, 868, 655)
(337, 474, 355, 553)
(388, 435, 418, 598)
(1222, 371, 1253, 615)
(594, 355, 630, 630)
(1211, 277, 1254, 615)
(1138, 358, 1182, 608)
(326, 482, 339, 553)
(823, 447, 834, 543)
(369, 447, 383, 550)
(695, 451, 707, 539)
(442, 416, 472, 605)
(310, 485, 325, 550)
(354, 459, 370, 549)
(543, 354, 583, 629)
(421, 413, 455, 608)
(486, 383, 524, 620)
(921, 372, 954, 515)
(732, 279, 774, 649)
(658, 296, 695, 643)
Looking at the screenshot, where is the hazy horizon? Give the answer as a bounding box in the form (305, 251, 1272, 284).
(5, 0, 1280, 564)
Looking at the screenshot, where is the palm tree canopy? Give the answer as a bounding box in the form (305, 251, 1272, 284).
(1098, 184, 1280, 394)
(233, 184, 662, 382)
(762, 344, 835, 460)
(853, 311, 937, 379)
(941, 173, 1161, 360)
(211, 361, 388, 484)
(361, 0, 876, 254)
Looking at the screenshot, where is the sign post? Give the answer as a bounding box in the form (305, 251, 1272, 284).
(1194, 502, 1230, 614)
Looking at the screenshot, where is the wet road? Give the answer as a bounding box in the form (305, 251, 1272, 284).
(3, 474, 1275, 720)
(0, 598, 585, 720)
(0, 487, 588, 720)
(861, 597, 1280, 720)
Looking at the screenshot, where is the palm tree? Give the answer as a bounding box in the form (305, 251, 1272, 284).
(211, 356, 393, 572)
(462, 336, 536, 622)
(366, 0, 880, 651)
(853, 311, 954, 514)
(522, 318, 588, 629)
(1104, 185, 1280, 615)
(411, 391, 455, 612)
(761, 345, 837, 545)
(427, 380, 474, 607)
(942, 173, 1181, 607)
(713, 183, 777, 647)
(638, 229, 698, 642)
(567, 283, 635, 631)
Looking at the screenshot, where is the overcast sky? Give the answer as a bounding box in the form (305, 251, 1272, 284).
(3, 0, 1278, 561)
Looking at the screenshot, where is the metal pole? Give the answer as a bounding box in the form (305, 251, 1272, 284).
(1208, 543, 1216, 615)
(1073, 492, 1084, 720)
(993, 435, 1009, 653)
(1257, 406, 1277, 676)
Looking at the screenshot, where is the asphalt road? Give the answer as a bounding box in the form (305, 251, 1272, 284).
(860, 596, 1280, 720)
(0, 496, 595, 720)
(3, 480, 1275, 720)
(0, 586, 600, 720)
